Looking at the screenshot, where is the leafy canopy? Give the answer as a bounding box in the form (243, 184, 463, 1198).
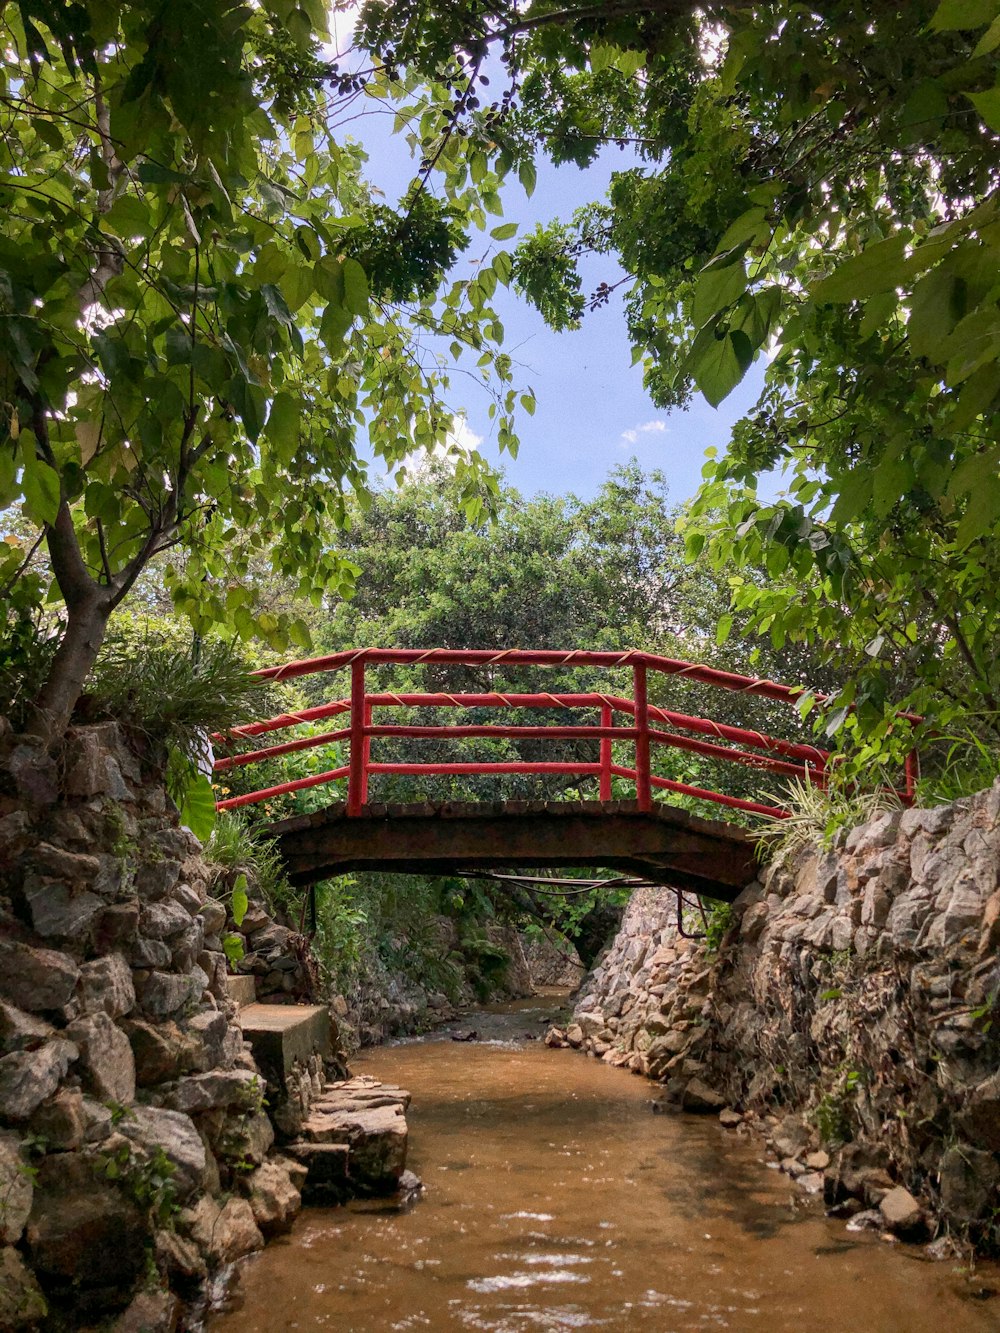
(359, 0, 1000, 744)
(0, 0, 529, 734)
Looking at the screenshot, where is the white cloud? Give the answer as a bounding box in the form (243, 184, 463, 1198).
(447, 414, 483, 453)
(620, 419, 668, 446)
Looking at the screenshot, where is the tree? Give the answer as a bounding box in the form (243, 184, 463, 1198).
(221, 460, 842, 815)
(0, 1, 525, 742)
(358, 0, 1000, 744)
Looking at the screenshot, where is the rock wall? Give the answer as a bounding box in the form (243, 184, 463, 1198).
(559, 783, 1000, 1249)
(0, 720, 304, 1330)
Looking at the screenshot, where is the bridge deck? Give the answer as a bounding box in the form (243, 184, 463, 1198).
(265, 799, 758, 902)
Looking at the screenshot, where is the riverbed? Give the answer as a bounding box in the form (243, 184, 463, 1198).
(211, 997, 999, 1331)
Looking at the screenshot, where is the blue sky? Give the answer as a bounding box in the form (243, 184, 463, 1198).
(338, 22, 767, 507)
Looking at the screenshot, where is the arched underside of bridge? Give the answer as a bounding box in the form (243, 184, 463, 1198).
(264, 799, 758, 903)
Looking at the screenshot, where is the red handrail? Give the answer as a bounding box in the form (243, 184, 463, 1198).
(211, 647, 891, 818)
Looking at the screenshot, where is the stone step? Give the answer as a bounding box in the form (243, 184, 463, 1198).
(226, 974, 257, 1009)
(286, 1076, 410, 1200)
(238, 1003, 332, 1089)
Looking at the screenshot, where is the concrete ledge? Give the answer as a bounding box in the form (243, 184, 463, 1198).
(239, 1003, 332, 1087)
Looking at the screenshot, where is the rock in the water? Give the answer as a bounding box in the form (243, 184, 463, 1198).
(879, 1186, 923, 1234)
(0, 1246, 48, 1329)
(180, 1195, 263, 1266)
(66, 1012, 136, 1105)
(246, 1159, 302, 1235)
(120, 1106, 207, 1200)
(681, 1078, 727, 1113)
(110, 1287, 181, 1333)
(0, 1039, 78, 1121)
(0, 1131, 32, 1243)
(719, 1108, 743, 1129)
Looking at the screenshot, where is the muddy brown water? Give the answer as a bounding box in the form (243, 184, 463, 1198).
(212, 997, 999, 1332)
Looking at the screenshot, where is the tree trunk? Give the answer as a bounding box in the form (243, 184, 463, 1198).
(25, 592, 113, 747)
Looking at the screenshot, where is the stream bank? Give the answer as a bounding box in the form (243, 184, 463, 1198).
(210, 998, 998, 1332)
(559, 782, 1000, 1252)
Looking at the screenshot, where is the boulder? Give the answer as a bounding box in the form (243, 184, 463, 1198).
(180, 1195, 263, 1267)
(66, 1012, 136, 1105)
(111, 1287, 181, 1333)
(25, 1153, 149, 1291)
(880, 1186, 923, 1235)
(217, 1109, 274, 1169)
(0, 1246, 48, 1329)
(138, 971, 200, 1019)
(0, 1001, 54, 1054)
(184, 1009, 229, 1071)
(719, 1108, 743, 1129)
(772, 1114, 810, 1161)
(681, 1078, 727, 1113)
(246, 1159, 302, 1234)
(0, 1131, 32, 1243)
(30, 1088, 86, 1150)
(0, 1039, 78, 1121)
(199, 900, 228, 936)
(24, 878, 105, 939)
(0, 941, 80, 1012)
(125, 1020, 200, 1086)
(164, 1068, 261, 1114)
(78, 954, 136, 1019)
(957, 1072, 1000, 1152)
(140, 901, 193, 942)
(939, 1145, 1000, 1223)
(154, 1227, 206, 1282)
(120, 1106, 207, 1200)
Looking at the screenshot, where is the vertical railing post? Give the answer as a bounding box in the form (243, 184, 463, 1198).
(600, 701, 613, 802)
(904, 748, 919, 806)
(633, 663, 651, 812)
(348, 656, 367, 815)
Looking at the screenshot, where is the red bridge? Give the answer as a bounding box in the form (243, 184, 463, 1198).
(212, 649, 917, 902)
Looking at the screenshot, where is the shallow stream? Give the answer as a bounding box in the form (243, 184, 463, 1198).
(211, 997, 998, 1332)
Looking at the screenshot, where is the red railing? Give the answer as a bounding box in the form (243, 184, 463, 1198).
(208, 648, 912, 820)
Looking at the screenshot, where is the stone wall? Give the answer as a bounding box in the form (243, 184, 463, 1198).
(0, 720, 304, 1330)
(556, 783, 1000, 1249)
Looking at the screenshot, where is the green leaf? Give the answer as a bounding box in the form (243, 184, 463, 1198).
(812, 234, 913, 303)
(908, 265, 965, 360)
(689, 329, 754, 407)
(518, 160, 536, 197)
(20, 453, 61, 525)
(692, 256, 748, 328)
(342, 258, 369, 317)
(974, 15, 1000, 52)
(232, 873, 249, 927)
(179, 771, 217, 843)
(969, 84, 1000, 132)
(716, 612, 733, 645)
(490, 223, 518, 241)
(929, 0, 999, 30)
(222, 933, 245, 967)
